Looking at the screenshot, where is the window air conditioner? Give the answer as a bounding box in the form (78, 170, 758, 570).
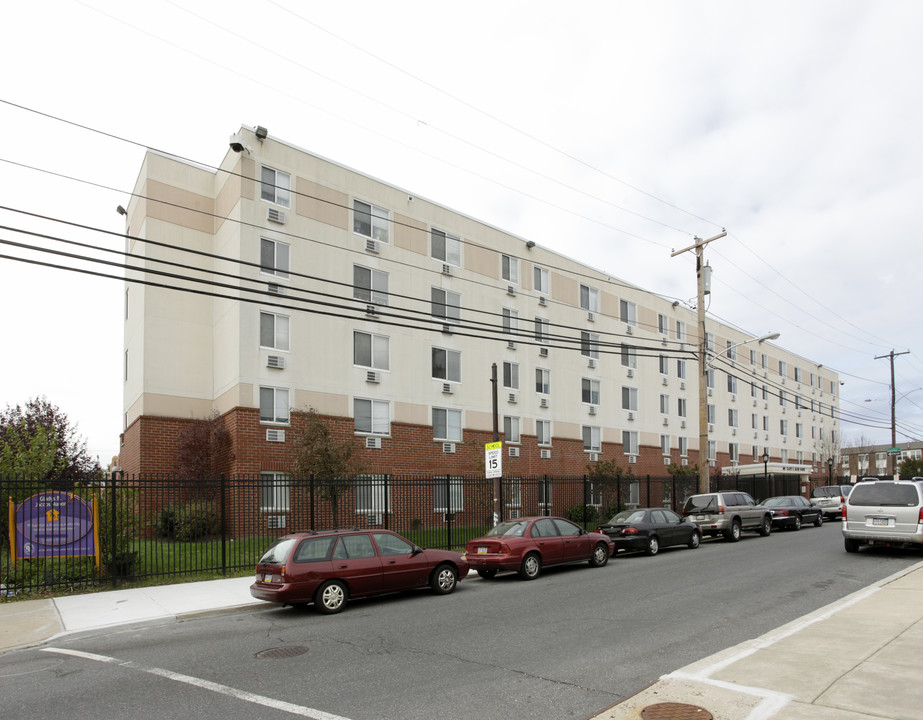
(442, 324, 452, 334)
(366, 304, 378, 317)
(509, 446, 520, 457)
(538, 296, 547, 306)
(266, 429, 285, 443)
(266, 355, 285, 369)
(587, 312, 595, 322)
(540, 398, 549, 408)
(626, 325, 633, 334)
(366, 370, 380, 383)
(680, 420, 687, 428)
(627, 368, 634, 378)
(507, 341, 517, 349)
(540, 449, 551, 459)
(267, 207, 286, 224)
(366, 239, 379, 253)
(681, 458, 688, 466)
(507, 285, 516, 296)
(366, 436, 381, 449)
(629, 455, 637, 464)
(267, 515, 286, 529)
(663, 457, 671, 465)
(663, 417, 669, 426)
(588, 405, 597, 415)
(627, 412, 634, 421)
(367, 513, 382, 525)
(539, 347, 549, 357)
(662, 377, 668, 386)
(588, 358, 597, 369)
(443, 442, 456, 454)
(680, 382, 686, 390)
(442, 263, 453, 275)
(267, 283, 285, 295)
(508, 392, 518, 404)
(443, 383, 453, 394)
(708, 388, 713, 397)
(589, 452, 599, 462)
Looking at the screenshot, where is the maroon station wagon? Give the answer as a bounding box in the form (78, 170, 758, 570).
(465, 516, 612, 580)
(251, 528, 470, 614)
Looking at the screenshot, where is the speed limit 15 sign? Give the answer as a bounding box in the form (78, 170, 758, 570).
(485, 441, 502, 478)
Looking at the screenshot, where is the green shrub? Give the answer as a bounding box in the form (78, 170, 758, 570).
(565, 504, 599, 526)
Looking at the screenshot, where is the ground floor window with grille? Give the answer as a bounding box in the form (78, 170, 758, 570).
(433, 476, 464, 512)
(356, 474, 390, 514)
(505, 477, 522, 508)
(260, 472, 290, 512)
(539, 478, 552, 512)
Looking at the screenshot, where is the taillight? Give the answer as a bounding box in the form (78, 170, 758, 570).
(842, 505, 847, 519)
(622, 527, 639, 535)
(717, 505, 725, 514)
(776, 509, 789, 516)
(918, 507, 923, 524)
(498, 544, 511, 555)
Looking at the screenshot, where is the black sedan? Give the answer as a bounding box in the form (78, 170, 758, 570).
(762, 495, 824, 530)
(596, 508, 701, 556)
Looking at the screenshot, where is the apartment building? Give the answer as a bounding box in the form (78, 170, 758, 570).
(119, 126, 840, 480)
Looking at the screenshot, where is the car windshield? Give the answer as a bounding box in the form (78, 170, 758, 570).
(683, 496, 717, 513)
(763, 497, 792, 507)
(483, 520, 529, 537)
(812, 487, 840, 498)
(606, 510, 646, 524)
(841, 485, 853, 496)
(258, 537, 297, 565)
(849, 484, 919, 507)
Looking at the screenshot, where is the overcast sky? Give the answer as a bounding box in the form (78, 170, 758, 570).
(2, 0, 922, 465)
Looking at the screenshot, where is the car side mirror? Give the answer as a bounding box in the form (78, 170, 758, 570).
(411, 545, 423, 555)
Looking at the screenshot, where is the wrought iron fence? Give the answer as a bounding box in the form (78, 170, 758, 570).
(2, 472, 695, 596)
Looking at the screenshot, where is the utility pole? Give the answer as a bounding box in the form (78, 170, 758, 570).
(672, 230, 726, 494)
(490, 363, 501, 525)
(874, 350, 909, 476)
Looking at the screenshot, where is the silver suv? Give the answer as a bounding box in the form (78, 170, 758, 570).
(682, 491, 772, 542)
(811, 484, 854, 521)
(842, 479, 923, 553)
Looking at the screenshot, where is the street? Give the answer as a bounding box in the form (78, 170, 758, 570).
(1, 523, 918, 720)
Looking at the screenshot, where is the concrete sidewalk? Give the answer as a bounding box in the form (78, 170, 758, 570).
(2, 563, 922, 719)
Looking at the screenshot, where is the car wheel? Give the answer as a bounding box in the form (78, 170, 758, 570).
(519, 552, 542, 580)
(430, 564, 458, 595)
(476, 568, 498, 579)
(844, 538, 860, 553)
(688, 530, 701, 549)
(725, 520, 741, 542)
(792, 515, 802, 531)
(314, 580, 348, 614)
(645, 535, 660, 556)
(589, 542, 609, 567)
(758, 515, 772, 537)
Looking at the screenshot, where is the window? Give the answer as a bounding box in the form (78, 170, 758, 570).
(260, 472, 290, 511)
(124, 350, 128, 382)
(534, 266, 550, 294)
(535, 368, 550, 395)
(260, 238, 290, 278)
(761, 353, 768, 370)
(750, 349, 757, 365)
(503, 416, 521, 444)
(779, 360, 787, 378)
(621, 345, 638, 369)
(353, 265, 389, 305)
(356, 474, 390, 513)
(536, 420, 551, 446)
(580, 285, 599, 313)
(779, 390, 786, 406)
(762, 384, 769, 401)
(763, 416, 769, 431)
(259, 387, 289, 424)
(623, 430, 639, 455)
(261, 166, 290, 207)
(751, 382, 758, 398)
(706, 369, 715, 389)
(660, 394, 670, 414)
(621, 386, 637, 411)
(795, 367, 803, 383)
(503, 361, 519, 390)
(354, 398, 390, 435)
(679, 437, 688, 457)
(707, 404, 716, 424)
(661, 434, 670, 455)
(705, 332, 715, 353)
(432, 347, 461, 382)
(726, 340, 737, 361)
(583, 379, 601, 405)
(729, 443, 739, 462)
(708, 440, 716, 461)
(502, 254, 519, 284)
(619, 299, 637, 326)
(796, 423, 803, 438)
(676, 320, 686, 341)
(433, 476, 464, 512)
(259, 311, 290, 351)
(582, 425, 601, 452)
(353, 200, 390, 243)
(678, 398, 687, 417)
(433, 408, 462, 442)
(506, 477, 522, 507)
(502, 307, 519, 334)
(534, 317, 550, 344)
(353, 331, 389, 370)
(372, 532, 413, 556)
(728, 409, 738, 427)
(752, 413, 758, 429)
(581, 331, 600, 359)
(780, 419, 789, 436)
(659, 355, 669, 374)
(677, 359, 686, 379)
(658, 313, 668, 335)
(727, 375, 737, 394)
(431, 228, 461, 266)
(431, 288, 461, 323)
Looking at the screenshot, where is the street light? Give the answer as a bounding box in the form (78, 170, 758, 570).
(827, 457, 834, 486)
(707, 332, 781, 367)
(762, 451, 770, 495)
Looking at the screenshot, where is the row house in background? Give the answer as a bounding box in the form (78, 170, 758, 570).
(119, 126, 840, 493)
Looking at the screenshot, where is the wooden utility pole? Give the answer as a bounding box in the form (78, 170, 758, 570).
(874, 349, 909, 476)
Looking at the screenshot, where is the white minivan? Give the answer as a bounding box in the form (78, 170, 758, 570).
(842, 479, 923, 553)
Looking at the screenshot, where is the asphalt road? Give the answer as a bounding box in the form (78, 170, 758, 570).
(2, 521, 919, 720)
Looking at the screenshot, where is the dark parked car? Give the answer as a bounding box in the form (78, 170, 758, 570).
(465, 516, 612, 580)
(682, 491, 772, 541)
(762, 495, 824, 530)
(596, 508, 701, 556)
(250, 528, 469, 614)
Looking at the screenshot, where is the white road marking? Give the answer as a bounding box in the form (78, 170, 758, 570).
(42, 647, 352, 720)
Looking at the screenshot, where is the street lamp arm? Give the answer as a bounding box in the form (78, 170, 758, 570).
(706, 332, 780, 367)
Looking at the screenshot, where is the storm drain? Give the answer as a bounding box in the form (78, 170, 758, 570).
(255, 646, 309, 660)
(640, 703, 713, 720)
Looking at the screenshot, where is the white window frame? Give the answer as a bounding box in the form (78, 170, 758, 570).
(353, 265, 389, 305)
(356, 474, 390, 514)
(658, 313, 668, 335)
(259, 386, 289, 425)
(623, 430, 639, 456)
(260, 472, 290, 512)
(431, 228, 461, 267)
(260, 238, 290, 279)
(581, 331, 600, 359)
(433, 476, 465, 513)
(534, 266, 550, 294)
(432, 288, 461, 323)
(678, 398, 687, 418)
(501, 254, 519, 284)
(259, 311, 290, 351)
(583, 378, 601, 405)
(677, 359, 686, 379)
(580, 285, 599, 313)
(621, 386, 638, 411)
(620, 299, 637, 326)
(261, 166, 291, 208)
(432, 347, 461, 383)
(503, 416, 521, 444)
(676, 320, 686, 341)
(354, 398, 390, 435)
(502, 307, 519, 334)
(353, 199, 390, 243)
(660, 394, 670, 415)
(433, 408, 462, 442)
(502, 361, 519, 390)
(535, 367, 550, 395)
(534, 317, 550, 344)
(660, 434, 670, 455)
(679, 437, 688, 457)
(353, 330, 390, 371)
(536, 419, 552, 446)
(582, 425, 601, 453)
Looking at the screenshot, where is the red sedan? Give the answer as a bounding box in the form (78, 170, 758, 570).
(251, 528, 469, 614)
(465, 516, 612, 580)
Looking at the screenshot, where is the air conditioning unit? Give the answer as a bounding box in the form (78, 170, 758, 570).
(629, 455, 637, 464)
(707, 388, 713, 397)
(708, 424, 715, 433)
(366, 436, 381, 449)
(627, 368, 635, 378)
(266, 355, 285, 369)
(587, 312, 595, 322)
(509, 509, 520, 519)
(267, 283, 285, 295)
(539, 347, 549, 357)
(663, 417, 669, 426)
(442, 383, 453, 394)
(442, 324, 452, 334)
(781, 378, 786, 385)
(366, 239, 379, 253)
(540, 449, 551, 459)
(443, 442, 456, 454)
(732, 429, 737, 436)
(782, 406, 787, 414)
(508, 392, 518, 404)
(661, 336, 668, 346)
(267, 207, 286, 224)
(366, 304, 378, 317)
(267, 515, 286, 529)
(731, 395, 736, 403)
(662, 377, 668, 386)
(507, 341, 517, 349)
(367, 513, 382, 526)
(588, 405, 597, 415)
(442, 263, 453, 275)
(753, 399, 758, 407)
(538, 296, 547, 306)
(266, 428, 285, 442)
(588, 358, 597, 369)
(507, 285, 516, 296)
(680, 382, 686, 390)
(681, 458, 688, 466)
(626, 325, 634, 335)
(508, 446, 520, 457)
(540, 398, 549, 408)
(663, 457, 671, 465)
(709, 460, 717, 467)
(589, 452, 599, 462)
(754, 432, 758, 439)
(680, 420, 687, 429)
(627, 412, 635, 421)
(366, 370, 380, 383)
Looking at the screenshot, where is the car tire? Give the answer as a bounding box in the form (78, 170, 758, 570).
(792, 515, 802, 531)
(476, 568, 498, 579)
(645, 536, 659, 556)
(430, 564, 458, 595)
(758, 515, 772, 537)
(844, 538, 860, 553)
(314, 580, 348, 614)
(519, 552, 542, 580)
(814, 513, 823, 527)
(725, 520, 741, 542)
(688, 531, 701, 549)
(589, 542, 609, 567)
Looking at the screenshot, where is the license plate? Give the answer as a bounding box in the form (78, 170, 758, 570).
(870, 517, 889, 527)
(696, 515, 708, 521)
(477, 547, 489, 554)
(263, 573, 274, 582)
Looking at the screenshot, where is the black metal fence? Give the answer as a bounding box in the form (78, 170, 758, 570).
(2, 472, 701, 596)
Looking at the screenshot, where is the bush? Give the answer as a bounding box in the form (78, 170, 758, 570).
(156, 501, 220, 542)
(565, 504, 599, 526)
(601, 502, 624, 522)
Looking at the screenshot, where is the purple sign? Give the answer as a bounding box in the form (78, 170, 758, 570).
(13, 491, 97, 560)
